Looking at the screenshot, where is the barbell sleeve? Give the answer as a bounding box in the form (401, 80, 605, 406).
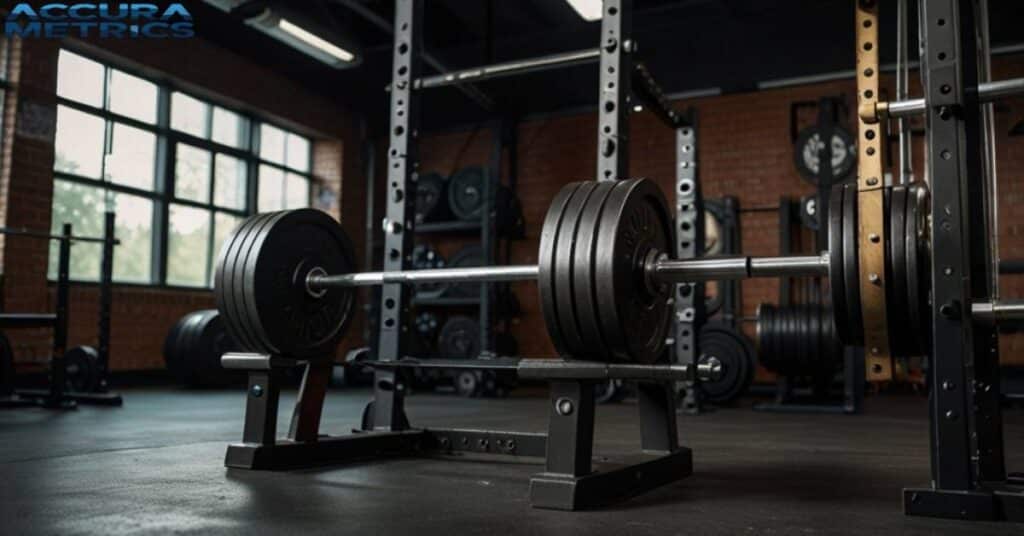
(306, 253, 830, 291)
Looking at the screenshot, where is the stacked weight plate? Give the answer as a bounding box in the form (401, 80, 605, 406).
(213, 209, 356, 359)
(756, 303, 844, 378)
(538, 179, 673, 363)
(164, 310, 240, 386)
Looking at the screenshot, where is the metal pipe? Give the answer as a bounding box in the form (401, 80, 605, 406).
(885, 78, 1024, 118)
(977, 0, 1000, 301)
(896, 0, 912, 185)
(972, 300, 1024, 324)
(416, 48, 601, 90)
(308, 254, 829, 291)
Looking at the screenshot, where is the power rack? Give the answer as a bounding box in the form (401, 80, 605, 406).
(224, 0, 702, 510)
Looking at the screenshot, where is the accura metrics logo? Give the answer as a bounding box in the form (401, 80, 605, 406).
(5, 3, 195, 39)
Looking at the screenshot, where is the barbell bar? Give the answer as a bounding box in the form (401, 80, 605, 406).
(862, 76, 1024, 122)
(305, 254, 828, 291)
(213, 178, 946, 369)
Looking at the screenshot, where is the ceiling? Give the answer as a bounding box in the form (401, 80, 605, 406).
(195, 0, 1024, 135)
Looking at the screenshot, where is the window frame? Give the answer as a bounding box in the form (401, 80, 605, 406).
(51, 46, 314, 289)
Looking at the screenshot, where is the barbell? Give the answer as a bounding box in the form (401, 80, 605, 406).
(213, 178, 930, 366)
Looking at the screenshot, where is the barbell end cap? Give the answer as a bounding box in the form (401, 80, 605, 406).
(858, 101, 884, 124)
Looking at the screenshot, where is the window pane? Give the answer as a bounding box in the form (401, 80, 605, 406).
(111, 192, 154, 283)
(167, 204, 211, 287)
(259, 124, 285, 164)
(214, 154, 246, 210)
(50, 180, 105, 281)
(212, 107, 246, 148)
(171, 92, 208, 138)
(174, 143, 211, 203)
(258, 164, 284, 212)
(54, 106, 104, 178)
(105, 122, 156, 190)
(57, 50, 103, 107)
(212, 212, 241, 285)
(108, 69, 157, 123)
(286, 133, 310, 172)
(285, 172, 309, 209)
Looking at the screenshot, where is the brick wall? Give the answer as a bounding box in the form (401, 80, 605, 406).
(0, 35, 366, 372)
(406, 54, 1024, 368)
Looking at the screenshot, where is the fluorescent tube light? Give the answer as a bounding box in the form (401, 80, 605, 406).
(565, 0, 602, 21)
(278, 18, 355, 63)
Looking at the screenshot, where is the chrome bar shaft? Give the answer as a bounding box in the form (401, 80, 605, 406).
(886, 77, 1024, 118)
(652, 254, 829, 282)
(308, 254, 830, 290)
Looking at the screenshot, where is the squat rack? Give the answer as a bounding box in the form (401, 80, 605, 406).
(225, 0, 700, 511)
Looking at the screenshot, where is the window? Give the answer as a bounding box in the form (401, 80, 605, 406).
(51, 49, 315, 287)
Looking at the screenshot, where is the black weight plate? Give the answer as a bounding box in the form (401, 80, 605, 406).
(793, 125, 857, 184)
(439, 316, 480, 359)
(841, 183, 864, 345)
(412, 245, 447, 299)
(594, 179, 673, 364)
(554, 181, 600, 357)
(415, 172, 448, 223)
(445, 244, 486, 298)
(162, 313, 187, 382)
(571, 181, 616, 361)
(224, 213, 281, 354)
(63, 345, 99, 393)
(539, 182, 583, 357)
(213, 213, 267, 353)
(906, 184, 931, 355)
(888, 186, 910, 356)
(800, 195, 820, 231)
(755, 303, 776, 372)
(698, 322, 754, 404)
(455, 370, 482, 397)
(234, 209, 356, 359)
(192, 311, 237, 386)
(236, 211, 291, 352)
(828, 184, 850, 342)
(415, 311, 440, 337)
(448, 166, 492, 221)
(166, 310, 206, 384)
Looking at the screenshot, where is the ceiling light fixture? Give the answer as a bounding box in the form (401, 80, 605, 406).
(244, 8, 359, 68)
(564, 0, 602, 21)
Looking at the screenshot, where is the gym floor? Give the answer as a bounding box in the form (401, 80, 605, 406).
(1, 389, 1021, 535)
